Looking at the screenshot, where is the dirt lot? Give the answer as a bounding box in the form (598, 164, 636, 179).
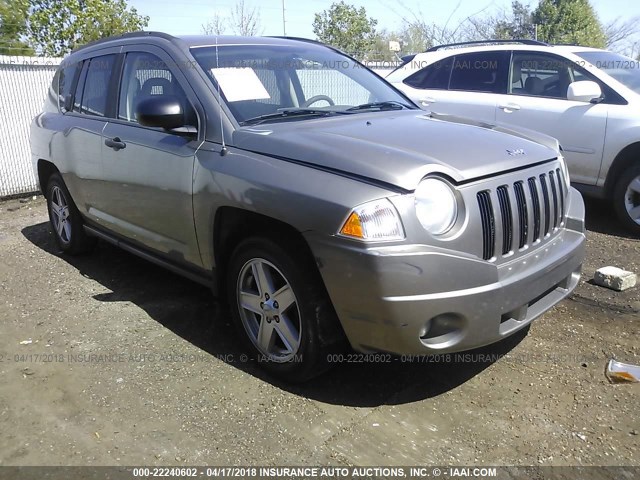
(0, 195, 638, 467)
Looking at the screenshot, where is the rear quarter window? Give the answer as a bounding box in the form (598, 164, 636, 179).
(58, 62, 80, 112)
(403, 57, 453, 90)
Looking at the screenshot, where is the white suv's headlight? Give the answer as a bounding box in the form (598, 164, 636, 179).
(339, 198, 404, 241)
(415, 177, 458, 235)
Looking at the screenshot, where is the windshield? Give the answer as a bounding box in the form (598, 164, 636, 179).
(190, 43, 414, 125)
(574, 51, 640, 94)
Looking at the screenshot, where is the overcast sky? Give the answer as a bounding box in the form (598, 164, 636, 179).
(128, 0, 640, 52)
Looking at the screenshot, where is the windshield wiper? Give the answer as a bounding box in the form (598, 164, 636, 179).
(240, 108, 345, 126)
(346, 101, 413, 112)
(241, 102, 413, 125)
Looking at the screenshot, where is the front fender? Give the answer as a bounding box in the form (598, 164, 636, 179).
(192, 143, 397, 270)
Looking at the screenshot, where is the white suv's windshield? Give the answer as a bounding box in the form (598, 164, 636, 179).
(575, 51, 640, 94)
(191, 43, 414, 125)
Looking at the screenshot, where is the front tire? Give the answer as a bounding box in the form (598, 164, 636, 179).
(227, 237, 344, 382)
(613, 165, 640, 235)
(46, 173, 95, 254)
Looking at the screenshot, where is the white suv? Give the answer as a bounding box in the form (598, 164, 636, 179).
(387, 40, 640, 233)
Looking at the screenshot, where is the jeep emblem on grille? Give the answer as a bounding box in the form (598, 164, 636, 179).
(506, 148, 526, 156)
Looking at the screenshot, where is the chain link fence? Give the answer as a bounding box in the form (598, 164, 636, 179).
(0, 55, 61, 197)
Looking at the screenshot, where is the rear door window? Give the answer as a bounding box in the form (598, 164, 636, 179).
(449, 51, 509, 93)
(79, 54, 116, 117)
(72, 61, 88, 113)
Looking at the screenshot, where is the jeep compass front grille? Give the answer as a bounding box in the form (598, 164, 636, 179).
(477, 168, 566, 261)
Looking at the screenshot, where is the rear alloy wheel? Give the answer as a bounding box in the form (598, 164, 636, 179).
(613, 165, 640, 235)
(50, 185, 72, 245)
(227, 237, 345, 382)
(46, 173, 95, 254)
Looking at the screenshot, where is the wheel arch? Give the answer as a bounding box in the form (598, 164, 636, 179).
(37, 159, 60, 198)
(212, 207, 321, 296)
(604, 142, 640, 198)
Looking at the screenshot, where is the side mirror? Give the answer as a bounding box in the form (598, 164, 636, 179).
(567, 81, 602, 103)
(136, 95, 185, 130)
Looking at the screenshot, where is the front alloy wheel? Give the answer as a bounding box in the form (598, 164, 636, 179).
(237, 258, 302, 362)
(227, 237, 346, 382)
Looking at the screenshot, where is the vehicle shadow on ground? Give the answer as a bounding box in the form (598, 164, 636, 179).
(23, 221, 527, 407)
(584, 197, 638, 239)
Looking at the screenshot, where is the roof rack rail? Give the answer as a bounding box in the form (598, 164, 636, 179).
(266, 36, 325, 46)
(426, 39, 548, 52)
(267, 36, 356, 57)
(72, 31, 177, 53)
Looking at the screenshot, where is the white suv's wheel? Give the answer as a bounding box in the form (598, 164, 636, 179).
(614, 165, 640, 235)
(613, 165, 640, 235)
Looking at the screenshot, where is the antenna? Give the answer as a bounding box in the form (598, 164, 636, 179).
(215, 35, 228, 156)
(282, 0, 286, 36)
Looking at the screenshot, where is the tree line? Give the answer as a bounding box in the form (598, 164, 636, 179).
(313, 0, 640, 61)
(0, 0, 148, 56)
(1, 0, 638, 60)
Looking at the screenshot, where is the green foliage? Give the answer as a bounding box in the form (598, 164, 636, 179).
(0, 0, 34, 55)
(27, 0, 149, 56)
(312, 1, 378, 60)
(494, 1, 536, 40)
(533, 0, 606, 47)
(397, 22, 432, 53)
(369, 29, 402, 62)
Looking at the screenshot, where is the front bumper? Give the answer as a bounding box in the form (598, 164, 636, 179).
(306, 187, 586, 355)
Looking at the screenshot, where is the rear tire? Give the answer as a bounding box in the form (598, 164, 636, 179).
(227, 236, 345, 382)
(45, 173, 96, 254)
(613, 165, 640, 235)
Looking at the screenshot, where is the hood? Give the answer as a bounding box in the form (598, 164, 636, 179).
(232, 110, 560, 191)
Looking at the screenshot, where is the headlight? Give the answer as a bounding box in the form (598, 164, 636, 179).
(415, 177, 458, 235)
(339, 198, 404, 241)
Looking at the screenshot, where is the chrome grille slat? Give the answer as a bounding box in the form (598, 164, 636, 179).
(477, 191, 495, 260)
(527, 177, 541, 241)
(549, 171, 559, 229)
(507, 182, 522, 255)
(513, 181, 528, 249)
(556, 168, 565, 225)
(539, 173, 551, 236)
(496, 186, 512, 255)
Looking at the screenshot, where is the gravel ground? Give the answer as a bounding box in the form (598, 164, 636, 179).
(0, 195, 638, 467)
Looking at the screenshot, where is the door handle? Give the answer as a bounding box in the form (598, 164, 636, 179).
(419, 97, 436, 106)
(499, 103, 521, 112)
(105, 137, 126, 150)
